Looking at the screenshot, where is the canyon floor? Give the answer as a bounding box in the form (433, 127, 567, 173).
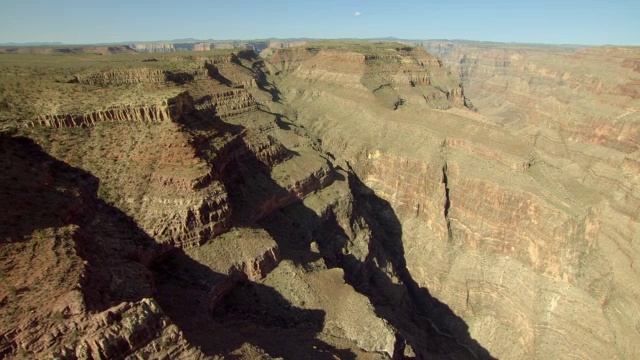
(0, 40, 638, 359)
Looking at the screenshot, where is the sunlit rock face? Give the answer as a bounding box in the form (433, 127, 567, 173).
(266, 42, 640, 359)
(1, 41, 638, 359)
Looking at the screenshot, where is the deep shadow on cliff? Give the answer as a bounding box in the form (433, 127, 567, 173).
(153, 249, 356, 360)
(0, 134, 166, 311)
(0, 116, 493, 358)
(0, 134, 98, 242)
(0, 132, 351, 358)
(214, 123, 494, 359)
(345, 169, 494, 359)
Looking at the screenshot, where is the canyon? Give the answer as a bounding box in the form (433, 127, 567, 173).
(0, 40, 638, 359)
(128, 40, 308, 55)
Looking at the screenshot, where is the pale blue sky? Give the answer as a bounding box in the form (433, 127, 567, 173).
(1, 0, 639, 45)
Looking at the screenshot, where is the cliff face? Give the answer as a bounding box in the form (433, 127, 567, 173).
(128, 40, 307, 54)
(265, 44, 468, 110)
(422, 42, 639, 153)
(1, 41, 638, 360)
(25, 91, 194, 128)
(0, 134, 213, 359)
(415, 41, 640, 358)
(265, 42, 640, 359)
(2, 44, 475, 359)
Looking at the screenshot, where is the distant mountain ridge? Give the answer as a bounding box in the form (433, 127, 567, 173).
(0, 41, 64, 46)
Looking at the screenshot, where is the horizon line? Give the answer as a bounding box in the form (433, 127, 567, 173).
(1, 37, 639, 48)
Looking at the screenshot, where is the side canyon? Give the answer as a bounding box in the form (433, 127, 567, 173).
(0, 40, 638, 359)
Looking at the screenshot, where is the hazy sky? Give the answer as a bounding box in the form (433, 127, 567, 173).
(1, 0, 639, 45)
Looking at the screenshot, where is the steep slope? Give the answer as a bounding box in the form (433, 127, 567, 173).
(0, 134, 212, 359)
(1, 45, 483, 359)
(419, 41, 640, 358)
(3, 40, 636, 360)
(265, 41, 640, 359)
(128, 40, 307, 54)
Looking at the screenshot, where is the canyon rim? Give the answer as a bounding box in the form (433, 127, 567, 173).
(0, 35, 638, 360)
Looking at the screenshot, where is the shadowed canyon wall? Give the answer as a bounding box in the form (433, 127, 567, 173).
(264, 41, 640, 359)
(0, 41, 638, 359)
(1, 44, 484, 359)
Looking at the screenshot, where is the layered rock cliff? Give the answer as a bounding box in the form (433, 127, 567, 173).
(25, 91, 193, 128)
(264, 41, 640, 359)
(264, 43, 468, 111)
(413, 41, 640, 358)
(1, 44, 477, 359)
(129, 40, 307, 54)
(1, 40, 638, 360)
(0, 134, 213, 359)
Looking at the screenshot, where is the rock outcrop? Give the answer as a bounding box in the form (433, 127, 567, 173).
(200, 88, 259, 118)
(2, 40, 638, 360)
(5, 44, 467, 359)
(0, 135, 212, 359)
(72, 68, 167, 85)
(128, 40, 307, 54)
(67, 299, 208, 360)
(265, 41, 640, 359)
(26, 91, 194, 128)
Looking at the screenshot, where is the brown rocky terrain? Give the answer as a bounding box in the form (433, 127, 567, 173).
(128, 40, 308, 55)
(0, 40, 638, 359)
(259, 40, 639, 359)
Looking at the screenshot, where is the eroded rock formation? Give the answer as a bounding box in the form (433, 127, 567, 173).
(26, 91, 194, 128)
(1, 41, 638, 359)
(128, 40, 308, 54)
(260, 41, 640, 359)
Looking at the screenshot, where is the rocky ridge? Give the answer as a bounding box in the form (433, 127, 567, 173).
(263, 41, 640, 359)
(1, 43, 480, 359)
(25, 91, 193, 128)
(1, 40, 638, 360)
(416, 41, 640, 358)
(128, 40, 308, 55)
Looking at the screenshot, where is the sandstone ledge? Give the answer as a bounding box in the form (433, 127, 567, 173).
(25, 91, 194, 128)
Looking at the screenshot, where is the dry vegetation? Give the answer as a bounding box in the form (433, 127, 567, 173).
(0, 48, 240, 128)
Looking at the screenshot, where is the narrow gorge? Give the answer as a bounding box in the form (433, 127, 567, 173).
(0, 41, 638, 359)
